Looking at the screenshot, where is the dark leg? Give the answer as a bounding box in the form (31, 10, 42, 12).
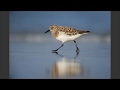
(52, 43, 64, 52)
(73, 40, 79, 52)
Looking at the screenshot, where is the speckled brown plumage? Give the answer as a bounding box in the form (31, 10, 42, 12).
(49, 25, 90, 38)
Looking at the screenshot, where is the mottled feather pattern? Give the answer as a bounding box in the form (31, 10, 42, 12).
(53, 30, 59, 37)
(56, 26, 89, 36)
(49, 24, 90, 40)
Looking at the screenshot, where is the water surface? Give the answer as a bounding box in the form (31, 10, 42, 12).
(9, 40, 111, 79)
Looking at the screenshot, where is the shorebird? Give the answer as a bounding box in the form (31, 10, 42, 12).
(45, 25, 90, 52)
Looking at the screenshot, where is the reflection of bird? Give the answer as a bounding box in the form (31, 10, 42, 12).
(45, 24, 90, 52)
(51, 57, 82, 79)
(52, 50, 79, 60)
(51, 51, 83, 78)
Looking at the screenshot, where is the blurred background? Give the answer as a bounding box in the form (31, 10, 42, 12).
(9, 11, 111, 79)
(9, 11, 110, 43)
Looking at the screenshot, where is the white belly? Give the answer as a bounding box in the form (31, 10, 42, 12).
(56, 33, 83, 43)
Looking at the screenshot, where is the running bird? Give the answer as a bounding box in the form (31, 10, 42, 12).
(45, 25, 90, 52)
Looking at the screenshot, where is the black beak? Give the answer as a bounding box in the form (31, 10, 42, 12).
(45, 30, 50, 34)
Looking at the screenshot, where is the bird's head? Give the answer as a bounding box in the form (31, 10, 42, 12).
(45, 24, 58, 34)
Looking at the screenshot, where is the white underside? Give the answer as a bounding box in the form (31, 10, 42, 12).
(56, 33, 87, 43)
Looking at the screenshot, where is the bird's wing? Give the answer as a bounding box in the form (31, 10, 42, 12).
(58, 26, 79, 36)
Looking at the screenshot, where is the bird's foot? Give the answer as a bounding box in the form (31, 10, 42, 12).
(52, 49, 58, 52)
(52, 51, 58, 54)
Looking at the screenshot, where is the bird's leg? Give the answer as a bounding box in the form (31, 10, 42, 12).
(73, 40, 79, 52)
(52, 43, 64, 52)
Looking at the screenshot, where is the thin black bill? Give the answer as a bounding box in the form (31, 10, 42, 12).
(45, 30, 50, 33)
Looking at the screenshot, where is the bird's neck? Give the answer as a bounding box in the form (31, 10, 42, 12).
(51, 30, 59, 38)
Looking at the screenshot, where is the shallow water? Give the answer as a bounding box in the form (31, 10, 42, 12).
(9, 41, 111, 79)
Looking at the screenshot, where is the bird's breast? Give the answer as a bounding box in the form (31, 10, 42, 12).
(56, 33, 83, 43)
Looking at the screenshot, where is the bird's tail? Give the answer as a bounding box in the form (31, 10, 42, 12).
(84, 31, 90, 33)
(78, 30, 90, 34)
